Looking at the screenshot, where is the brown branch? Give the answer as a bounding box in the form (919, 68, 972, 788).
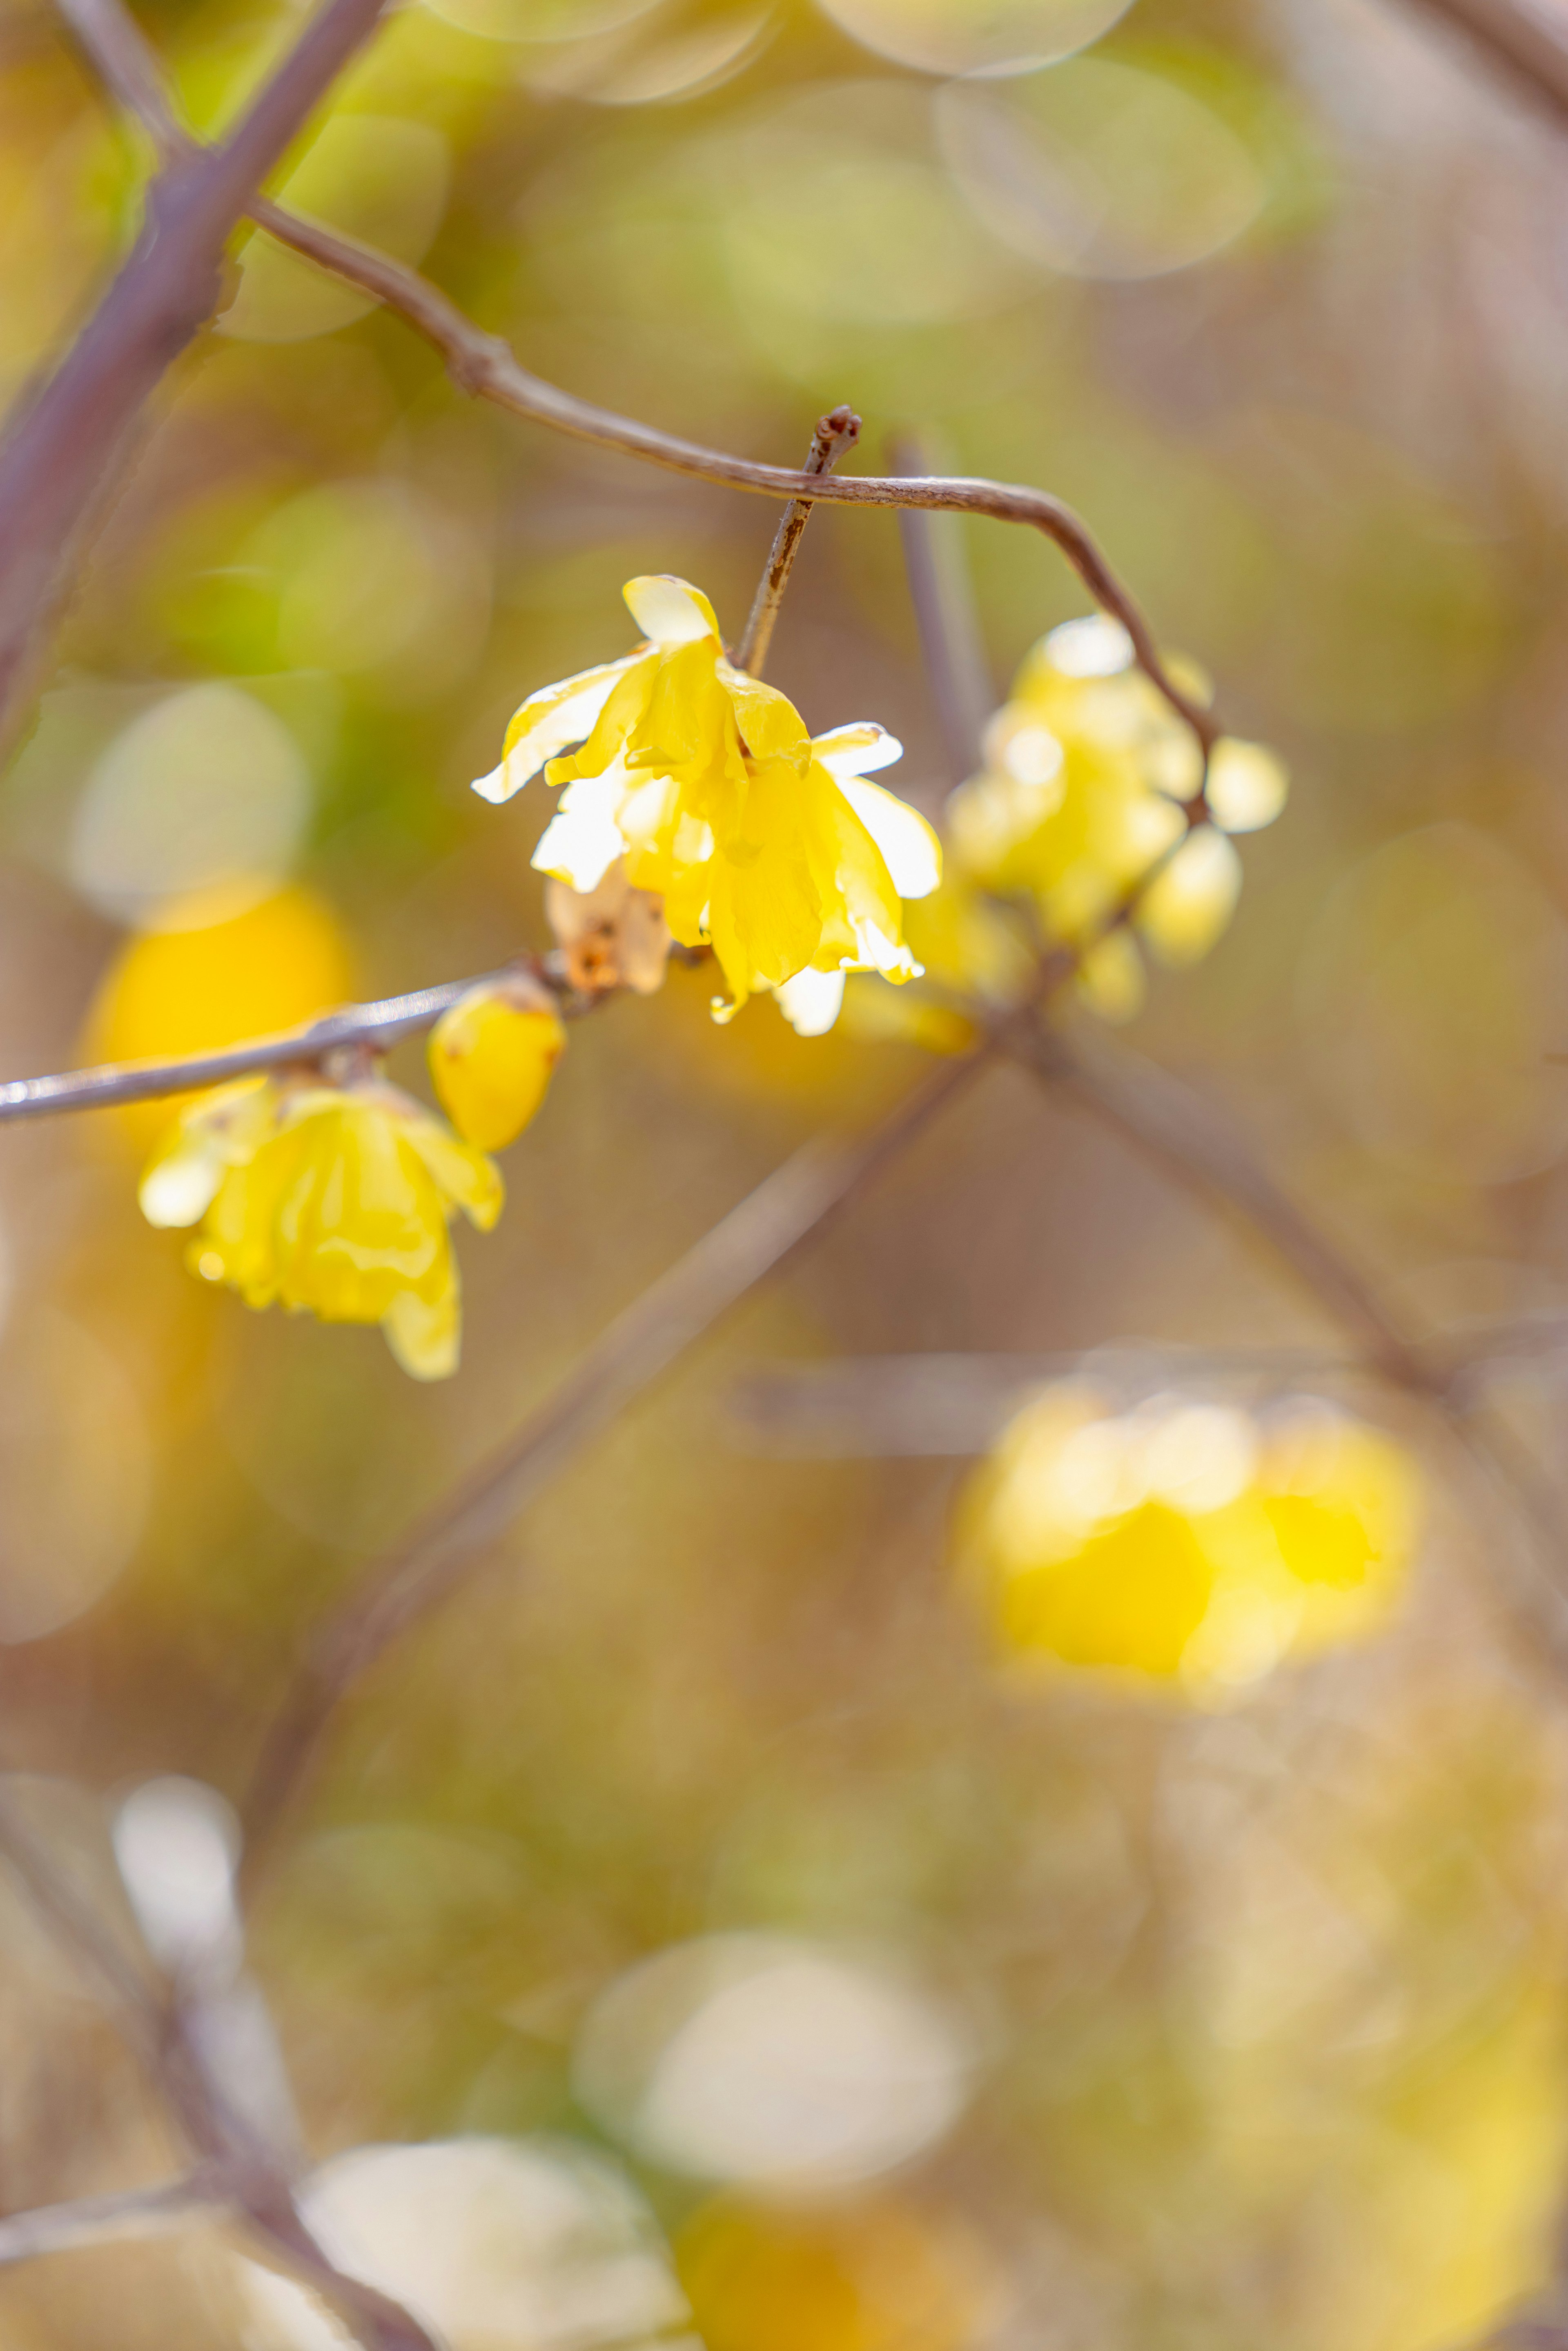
(0, 2175, 227, 2266)
(0, 958, 578, 1123)
(237, 1046, 989, 1892)
(1393, 0, 1568, 125)
(1007, 1020, 1568, 1674)
(0, 1788, 437, 2350)
(0, 0, 392, 763)
(47, 0, 1216, 763)
(733, 406, 861, 677)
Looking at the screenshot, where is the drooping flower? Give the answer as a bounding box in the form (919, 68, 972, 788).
(429, 976, 566, 1151)
(956, 1385, 1419, 1700)
(473, 575, 940, 1022)
(944, 614, 1288, 1016)
(140, 1074, 501, 1379)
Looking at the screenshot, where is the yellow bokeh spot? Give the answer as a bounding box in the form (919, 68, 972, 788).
(82, 885, 356, 1150)
(959, 1386, 1421, 1699)
(677, 2196, 993, 2351)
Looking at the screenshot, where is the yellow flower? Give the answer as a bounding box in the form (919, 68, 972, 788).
(945, 615, 1288, 1013)
(140, 1076, 502, 1380)
(474, 575, 940, 1022)
(428, 978, 566, 1152)
(957, 1385, 1419, 1699)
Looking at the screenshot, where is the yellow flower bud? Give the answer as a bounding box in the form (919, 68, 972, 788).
(428, 981, 566, 1152)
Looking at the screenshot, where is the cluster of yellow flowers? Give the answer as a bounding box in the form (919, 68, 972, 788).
(135, 571, 949, 1371)
(958, 1384, 1420, 1700)
(881, 613, 1288, 1033)
(474, 574, 942, 1032)
(134, 583, 1294, 1385)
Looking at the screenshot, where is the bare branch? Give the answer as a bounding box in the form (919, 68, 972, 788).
(1393, 0, 1568, 125)
(0, 960, 581, 1123)
(0, 1791, 437, 2350)
(0, 2175, 226, 2267)
(47, 0, 1214, 762)
(0, 0, 392, 761)
(1008, 1019, 1568, 1674)
(238, 1046, 990, 1889)
(734, 405, 861, 678)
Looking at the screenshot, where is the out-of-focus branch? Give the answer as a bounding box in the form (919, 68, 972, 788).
(0, 1789, 437, 2349)
(0, 2175, 226, 2266)
(735, 406, 861, 677)
(48, 0, 1215, 763)
(1395, 0, 1568, 125)
(1008, 1021, 1568, 1674)
(0, 0, 392, 764)
(892, 435, 995, 784)
(237, 1047, 989, 1890)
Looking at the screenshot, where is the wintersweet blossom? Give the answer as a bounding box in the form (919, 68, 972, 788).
(473, 575, 940, 1022)
(140, 1075, 501, 1380)
(428, 978, 566, 1152)
(958, 1386, 1419, 1699)
(946, 614, 1289, 1015)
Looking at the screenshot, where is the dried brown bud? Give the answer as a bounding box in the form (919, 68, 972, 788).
(544, 860, 673, 998)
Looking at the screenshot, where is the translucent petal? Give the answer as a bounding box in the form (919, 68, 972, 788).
(623, 575, 721, 647)
(531, 772, 631, 893)
(384, 1273, 460, 1381)
(475, 658, 640, 803)
(835, 778, 942, 900)
(399, 1108, 504, 1231)
(773, 967, 846, 1037)
(1134, 824, 1243, 967)
(1206, 737, 1289, 834)
(1044, 615, 1132, 677)
(140, 1142, 226, 1229)
(811, 723, 904, 782)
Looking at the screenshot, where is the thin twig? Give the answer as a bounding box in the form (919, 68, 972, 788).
(237, 1045, 990, 1892)
(0, 1792, 437, 2349)
(0, 2175, 227, 2266)
(734, 406, 860, 678)
(891, 434, 995, 783)
(46, 0, 1216, 762)
(0, 0, 391, 763)
(0, 960, 572, 1123)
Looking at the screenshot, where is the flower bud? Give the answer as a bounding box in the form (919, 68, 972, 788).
(428, 978, 566, 1152)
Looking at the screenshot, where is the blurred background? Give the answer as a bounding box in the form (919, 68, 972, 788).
(5, 0, 1568, 2342)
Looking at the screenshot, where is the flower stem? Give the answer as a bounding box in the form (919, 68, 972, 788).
(734, 405, 861, 679)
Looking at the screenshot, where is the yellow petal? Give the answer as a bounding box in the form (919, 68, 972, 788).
(811, 722, 904, 780)
(429, 985, 566, 1152)
(1206, 737, 1289, 834)
(396, 1103, 505, 1231)
(383, 1277, 460, 1381)
(622, 575, 721, 647)
(138, 1078, 277, 1228)
(530, 769, 632, 891)
(834, 776, 942, 900)
(773, 967, 846, 1036)
(1134, 825, 1242, 967)
(477, 657, 643, 803)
